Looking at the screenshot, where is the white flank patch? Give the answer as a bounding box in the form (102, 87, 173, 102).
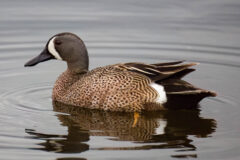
(150, 82, 167, 104)
(155, 119, 167, 135)
(48, 37, 62, 60)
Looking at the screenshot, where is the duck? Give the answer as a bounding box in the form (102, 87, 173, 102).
(24, 32, 216, 112)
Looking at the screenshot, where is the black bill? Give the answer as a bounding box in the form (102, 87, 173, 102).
(24, 47, 54, 67)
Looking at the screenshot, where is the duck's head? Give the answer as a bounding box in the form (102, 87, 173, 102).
(24, 32, 89, 73)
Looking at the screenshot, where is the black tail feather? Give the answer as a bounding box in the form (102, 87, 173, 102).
(164, 91, 215, 109)
(158, 78, 216, 109)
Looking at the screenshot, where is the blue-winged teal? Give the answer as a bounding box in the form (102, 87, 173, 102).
(25, 32, 216, 112)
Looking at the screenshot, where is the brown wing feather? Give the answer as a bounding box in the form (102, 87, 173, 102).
(151, 60, 184, 66)
(120, 61, 197, 81)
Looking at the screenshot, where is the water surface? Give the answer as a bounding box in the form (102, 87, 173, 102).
(0, 0, 240, 159)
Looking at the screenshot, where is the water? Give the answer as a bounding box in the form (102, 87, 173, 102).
(0, 0, 240, 159)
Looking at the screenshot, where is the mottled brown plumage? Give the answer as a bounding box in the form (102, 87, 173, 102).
(52, 62, 214, 112)
(24, 32, 216, 112)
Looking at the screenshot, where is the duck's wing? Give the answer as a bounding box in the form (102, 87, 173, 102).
(118, 61, 197, 81)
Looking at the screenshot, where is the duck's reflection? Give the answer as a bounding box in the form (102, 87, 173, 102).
(26, 101, 216, 156)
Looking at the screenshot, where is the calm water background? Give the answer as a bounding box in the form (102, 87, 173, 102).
(0, 0, 240, 159)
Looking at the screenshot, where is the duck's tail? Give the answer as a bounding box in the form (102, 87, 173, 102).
(147, 61, 216, 109)
(159, 78, 216, 109)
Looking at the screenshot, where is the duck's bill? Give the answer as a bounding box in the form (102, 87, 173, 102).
(24, 48, 54, 67)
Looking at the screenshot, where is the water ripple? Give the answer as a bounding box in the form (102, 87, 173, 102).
(0, 83, 52, 112)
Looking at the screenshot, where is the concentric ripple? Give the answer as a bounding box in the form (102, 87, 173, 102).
(0, 83, 52, 112)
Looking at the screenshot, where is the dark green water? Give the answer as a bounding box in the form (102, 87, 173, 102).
(0, 0, 240, 159)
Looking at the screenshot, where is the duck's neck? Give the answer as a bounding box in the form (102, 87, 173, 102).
(67, 61, 88, 74)
(52, 69, 85, 102)
(67, 50, 89, 74)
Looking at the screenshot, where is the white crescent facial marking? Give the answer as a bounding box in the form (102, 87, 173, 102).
(150, 82, 167, 104)
(48, 37, 62, 60)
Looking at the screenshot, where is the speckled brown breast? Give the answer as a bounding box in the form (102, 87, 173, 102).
(52, 64, 159, 112)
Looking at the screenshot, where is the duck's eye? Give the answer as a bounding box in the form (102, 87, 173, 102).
(55, 40, 62, 45)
